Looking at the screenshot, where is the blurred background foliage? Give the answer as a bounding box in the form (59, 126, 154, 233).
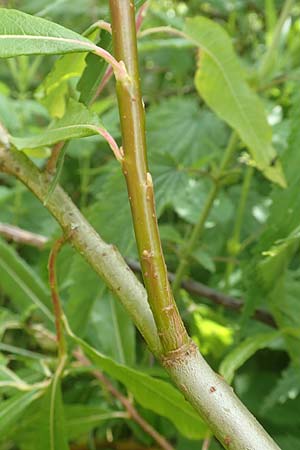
(0, 0, 300, 449)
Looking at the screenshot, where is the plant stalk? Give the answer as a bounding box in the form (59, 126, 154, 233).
(172, 132, 238, 297)
(0, 144, 281, 449)
(109, 0, 189, 353)
(0, 145, 162, 356)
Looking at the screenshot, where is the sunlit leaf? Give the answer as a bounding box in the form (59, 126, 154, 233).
(0, 9, 95, 57)
(184, 16, 285, 187)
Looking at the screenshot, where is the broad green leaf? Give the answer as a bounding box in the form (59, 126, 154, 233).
(219, 331, 280, 383)
(172, 178, 234, 225)
(10, 99, 103, 150)
(0, 390, 42, 441)
(184, 17, 285, 187)
(0, 9, 95, 58)
(69, 332, 208, 439)
(147, 96, 228, 166)
(66, 255, 103, 337)
(151, 152, 190, 216)
(0, 237, 53, 322)
(262, 366, 300, 412)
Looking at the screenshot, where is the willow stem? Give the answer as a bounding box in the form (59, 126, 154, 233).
(172, 132, 239, 297)
(109, 0, 189, 353)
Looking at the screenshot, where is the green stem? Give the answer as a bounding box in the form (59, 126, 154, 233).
(172, 132, 239, 297)
(225, 165, 254, 289)
(259, 0, 294, 81)
(109, 0, 189, 353)
(0, 145, 161, 356)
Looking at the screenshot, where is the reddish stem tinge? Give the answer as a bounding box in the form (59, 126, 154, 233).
(48, 235, 67, 357)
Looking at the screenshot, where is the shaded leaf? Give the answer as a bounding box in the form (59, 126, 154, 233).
(0, 237, 53, 322)
(14, 379, 69, 450)
(0, 390, 42, 441)
(78, 30, 112, 106)
(65, 405, 122, 440)
(219, 331, 280, 383)
(262, 366, 300, 412)
(69, 332, 208, 439)
(89, 164, 136, 256)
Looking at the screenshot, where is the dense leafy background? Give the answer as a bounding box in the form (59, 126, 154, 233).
(0, 0, 300, 449)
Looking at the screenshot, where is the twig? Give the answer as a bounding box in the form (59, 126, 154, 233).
(0, 222, 48, 248)
(74, 350, 174, 450)
(0, 221, 276, 329)
(126, 259, 277, 328)
(0, 144, 281, 450)
(202, 436, 212, 450)
(70, 440, 161, 450)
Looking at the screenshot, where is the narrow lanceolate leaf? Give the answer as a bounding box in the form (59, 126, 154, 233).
(10, 100, 103, 150)
(0, 9, 95, 57)
(0, 237, 53, 322)
(184, 16, 286, 187)
(219, 331, 280, 384)
(69, 333, 208, 439)
(0, 390, 42, 441)
(12, 380, 69, 450)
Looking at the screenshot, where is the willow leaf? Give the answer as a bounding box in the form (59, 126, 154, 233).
(0, 9, 95, 57)
(184, 16, 286, 187)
